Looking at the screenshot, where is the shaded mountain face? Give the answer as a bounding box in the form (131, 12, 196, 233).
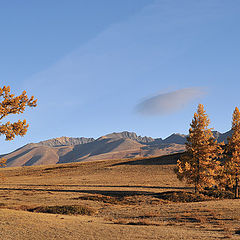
(162, 133, 187, 145)
(2, 130, 232, 167)
(216, 130, 232, 143)
(161, 131, 232, 145)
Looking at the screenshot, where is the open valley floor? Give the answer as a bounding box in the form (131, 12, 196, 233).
(0, 155, 239, 239)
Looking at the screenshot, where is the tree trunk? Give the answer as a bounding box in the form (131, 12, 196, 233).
(195, 159, 200, 194)
(195, 174, 200, 194)
(235, 176, 239, 199)
(195, 183, 198, 193)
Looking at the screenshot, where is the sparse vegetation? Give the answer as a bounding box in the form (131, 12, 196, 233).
(74, 194, 164, 205)
(155, 191, 212, 202)
(29, 205, 93, 215)
(0, 138, 239, 239)
(111, 218, 162, 226)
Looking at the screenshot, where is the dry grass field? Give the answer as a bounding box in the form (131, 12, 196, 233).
(0, 154, 239, 239)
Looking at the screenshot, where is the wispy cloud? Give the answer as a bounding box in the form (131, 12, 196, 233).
(23, 0, 219, 111)
(136, 87, 206, 115)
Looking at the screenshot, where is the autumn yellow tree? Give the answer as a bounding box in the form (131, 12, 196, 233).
(223, 107, 240, 198)
(0, 86, 37, 165)
(175, 104, 223, 193)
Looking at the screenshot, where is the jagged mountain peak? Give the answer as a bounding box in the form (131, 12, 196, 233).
(99, 131, 155, 143)
(38, 136, 95, 147)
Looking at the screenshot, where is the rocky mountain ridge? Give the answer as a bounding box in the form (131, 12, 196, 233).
(37, 129, 231, 148)
(2, 130, 232, 167)
(38, 136, 95, 147)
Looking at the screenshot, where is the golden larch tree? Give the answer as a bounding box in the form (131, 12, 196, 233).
(0, 86, 37, 165)
(175, 104, 223, 193)
(224, 107, 240, 198)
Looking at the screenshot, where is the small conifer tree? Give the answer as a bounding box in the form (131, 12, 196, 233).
(224, 107, 240, 198)
(175, 104, 223, 193)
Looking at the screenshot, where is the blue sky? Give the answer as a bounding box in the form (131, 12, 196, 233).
(1, 0, 240, 154)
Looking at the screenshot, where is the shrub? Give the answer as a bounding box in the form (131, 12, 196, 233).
(156, 191, 212, 202)
(29, 205, 93, 215)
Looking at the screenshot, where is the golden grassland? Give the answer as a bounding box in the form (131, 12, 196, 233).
(0, 154, 239, 239)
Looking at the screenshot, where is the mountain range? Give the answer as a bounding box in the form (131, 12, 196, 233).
(2, 130, 232, 167)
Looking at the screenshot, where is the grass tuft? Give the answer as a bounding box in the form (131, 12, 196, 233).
(28, 205, 94, 216)
(155, 191, 212, 202)
(111, 218, 162, 226)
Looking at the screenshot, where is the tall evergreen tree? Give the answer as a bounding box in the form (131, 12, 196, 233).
(175, 104, 222, 193)
(224, 107, 240, 198)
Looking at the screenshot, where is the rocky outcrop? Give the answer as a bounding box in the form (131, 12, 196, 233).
(38, 136, 95, 147)
(101, 131, 156, 143)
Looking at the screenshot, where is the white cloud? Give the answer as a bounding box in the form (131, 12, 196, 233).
(136, 87, 206, 115)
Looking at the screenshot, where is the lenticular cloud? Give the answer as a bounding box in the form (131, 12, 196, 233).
(136, 87, 206, 115)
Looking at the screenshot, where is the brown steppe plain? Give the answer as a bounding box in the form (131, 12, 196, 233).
(0, 154, 239, 240)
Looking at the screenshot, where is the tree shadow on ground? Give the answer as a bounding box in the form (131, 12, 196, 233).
(0, 187, 154, 197)
(0, 185, 193, 198)
(112, 152, 185, 166)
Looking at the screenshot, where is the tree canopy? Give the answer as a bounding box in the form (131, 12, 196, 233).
(0, 86, 37, 141)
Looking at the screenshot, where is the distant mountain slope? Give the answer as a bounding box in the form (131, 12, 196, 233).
(162, 133, 187, 144)
(2, 130, 232, 167)
(5, 144, 60, 167)
(217, 130, 232, 143)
